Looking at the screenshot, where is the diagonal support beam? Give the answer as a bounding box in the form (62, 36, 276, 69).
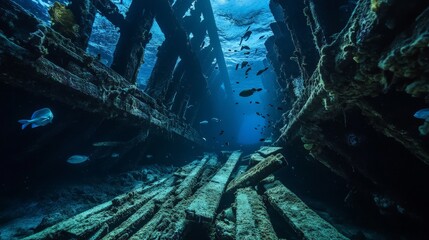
(200, 0, 233, 99)
(151, 0, 208, 97)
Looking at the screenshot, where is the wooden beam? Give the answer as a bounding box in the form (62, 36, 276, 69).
(110, 0, 154, 83)
(226, 153, 287, 194)
(0, 0, 204, 145)
(152, 0, 208, 97)
(264, 181, 348, 240)
(236, 188, 278, 240)
(93, 0, 125, 28)
(186, 151, 242, 224)
(199, 0, 233, 99)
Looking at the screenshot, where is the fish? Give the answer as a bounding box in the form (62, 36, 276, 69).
(245, 67, 252, 75)
(219, 130, 224, 135)
(255, 101, 260, 104)
(239, 88, 262, 97)
(18, 108, 53, 130)
(241, 45, 250, 50)
(277, 107, 284, 110)
(244, 51, 251, 55)
(235, 64, 239, 70)
(92, 141, 124, 147)
(146, 155, 153, 158)
(414, 108, 429, 121)
(240, 30, 252, 45)
(200, 41, 205, 48)
(111, 153, 120, 158)
(67, 155, 89, 164)
(259, 35, 265, 39)
(211, 117, 220, 122)
(199, 120, 209, 125)
(241, 61, 248, 68)
(202, 137, 207, 141)
(259, 138, 265, 142)
(256, 67, 269, 76)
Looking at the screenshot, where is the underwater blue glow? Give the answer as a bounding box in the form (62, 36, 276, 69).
(237, 114, 266, 145)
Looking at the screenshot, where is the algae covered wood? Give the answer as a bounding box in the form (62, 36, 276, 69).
(0, 0, 203, 146)
(257, 146, 283, 157)
(101, 186, 175, 240)
(249, 152, 265, 167)
(175, 153, 214, 199)
(129, 156, 219, 239)
(186, 151, 242, 223)
(264, 181, 349, 240)
(236, 188, 278, 240)
(226, 153, 287, 193)
(236, 188, 261, 240)
(22, 177, 175, 239)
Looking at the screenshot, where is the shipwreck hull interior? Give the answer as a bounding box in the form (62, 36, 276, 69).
(1, 0, 429, 239)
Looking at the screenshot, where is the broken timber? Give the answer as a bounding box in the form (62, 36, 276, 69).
(22, 177, 175, 240)
(264, 181, 349, 240)
(235, 188, 278, 240)
(186, 151, 242, 223)
(0, 0, 203, 145)
(23, 154, 216, 239)
(129, 154, 218, 239)
(226, 153, 287, 194)
(257, 146, 283, 157)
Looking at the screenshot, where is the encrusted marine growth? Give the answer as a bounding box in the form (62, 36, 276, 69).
(48, 2, 79, 39)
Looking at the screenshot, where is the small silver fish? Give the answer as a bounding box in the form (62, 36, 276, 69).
(414, 108, 429, 121)
(67, 155, 90, 164)
(199, 120, 209, 125)
(111, 153, 120, 158)
(146, 155, 153, 159)
(18, 108, 53, 130)
(211, 118, 220, 123)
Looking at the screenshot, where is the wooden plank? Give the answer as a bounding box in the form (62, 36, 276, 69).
(264, 181, 349, 240)
(257, 146, 283, 157)
(101, 186, 175, 240)
(175, 153, 214, 199)
(249, 152, 265, 167)
(226, 153, 287, 194)
(129, 156, 218, 239)
(23, 177, 175, 239)
(235, 188, 261, 240)
(186, 151, 242, 223)
(236, 188, 278, 240)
